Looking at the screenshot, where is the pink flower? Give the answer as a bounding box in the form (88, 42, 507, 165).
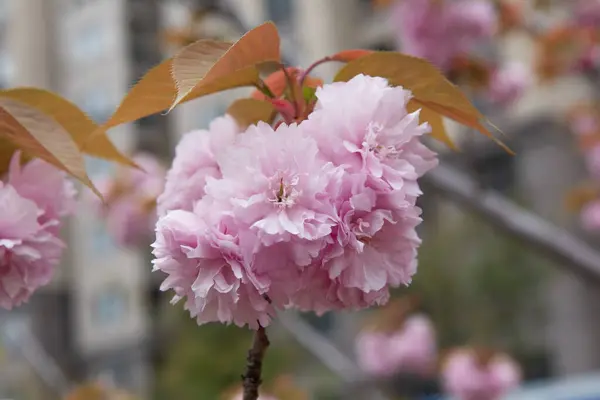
(154, 122, 346, 328)
(581, 201, 600, 231)
(297, 74, 437, 312)
(291, 265, 390, 315)
(585, 145, 600, 179)
(207, 122, 342, 253)
(442, 348, 521, 400)
(123, 152, 167, 197)
(391, 0, 496, 70)
(575, 45, 600, 73)
(157, 115, 239, 217)
(154, 75, 438, 327)
(152, 205, 275, 329)
(0, 152, 76, 309)
(574, 0, 600, 27)
(487, 62, 530, 107)
(305, 75, 437, 192)
(356, 314, 437, 377)
(570, 114, 598, 136)
(106, 199, 154, 247)
(0, 182, 64, 309)
(8, 152, 77, 234)
(92, 153, 166, 248)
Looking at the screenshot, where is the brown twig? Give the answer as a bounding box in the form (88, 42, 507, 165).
(424, 162, 600, 284)
(242, 326, 270, 400)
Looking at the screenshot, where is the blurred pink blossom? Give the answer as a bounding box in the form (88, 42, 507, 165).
(575, 45, 600, 73)
(8, 152, 77, 235)
(574, 0, 600, 28)
(581, 201, 600, 231)
(92, 153, 166, 248)
(570, 114, 598, 136)
(442, 349, 521, 400)
(0, 152, 75, 309)
(355, 314, 437, 377)
(153, 74, 438, 328)
(585, 145, 600, 179)
(487, 62, 530, 107)
(391, 0, 497, 70)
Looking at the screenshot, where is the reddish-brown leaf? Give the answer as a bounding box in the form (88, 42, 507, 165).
(170, 21, 281, 110)
(407, 99, 456, 150)
(329, 49, 375, 63)
(0, 100, 98, 196)
(0, 88, 134, 167)
(227, 98, 276, 128)
(334, 51, 512, 153)
(90, 23, 280, 141)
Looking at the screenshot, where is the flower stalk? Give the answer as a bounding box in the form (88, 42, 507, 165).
(242, 326, 270, 400)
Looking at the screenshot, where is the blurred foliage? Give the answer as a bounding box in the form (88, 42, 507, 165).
(406, 202, 549, 352)
(155, 308, 301, 399)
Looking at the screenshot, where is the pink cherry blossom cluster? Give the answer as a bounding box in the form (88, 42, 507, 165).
(442, 348, 521, 400)
(153, 74, 438, 329)
(355, 313, 437, 378)
(0, 151, 76, 309)
(90, 153, 166, 248)
(390, 0, 497, 71)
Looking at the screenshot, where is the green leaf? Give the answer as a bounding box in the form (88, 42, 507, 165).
(302, 86, 317, 103)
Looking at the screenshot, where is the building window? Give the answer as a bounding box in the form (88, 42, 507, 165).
(90, 223, 117, 256)
(196, 103, 229, 129)
(70, 23, 109, 64)
(266, 0, 293, 26)
(92, 286, 129, 326)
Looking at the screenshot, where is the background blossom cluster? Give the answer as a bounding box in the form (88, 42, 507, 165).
(0, 151, 76, 309)
(442, 348, 521, 400)
(153, 74, 438, 329)
(355, 313, 437, 378)
(354, 302, 521, 400)
(391, 0, 497, 71)
(91, 153, 166, 248)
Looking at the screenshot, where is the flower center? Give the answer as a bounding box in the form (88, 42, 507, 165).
(268, 174, 300, 208)
(352, 217, 372, 244)
(364, 122, 399, 160)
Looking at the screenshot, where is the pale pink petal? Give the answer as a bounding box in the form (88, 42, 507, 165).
(157, 115, 239, 216)
(0, 182, 64, 310)
(8, 151, 77, 229)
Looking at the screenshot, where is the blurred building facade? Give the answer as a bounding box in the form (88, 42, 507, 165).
(1, 0, 600, 397)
